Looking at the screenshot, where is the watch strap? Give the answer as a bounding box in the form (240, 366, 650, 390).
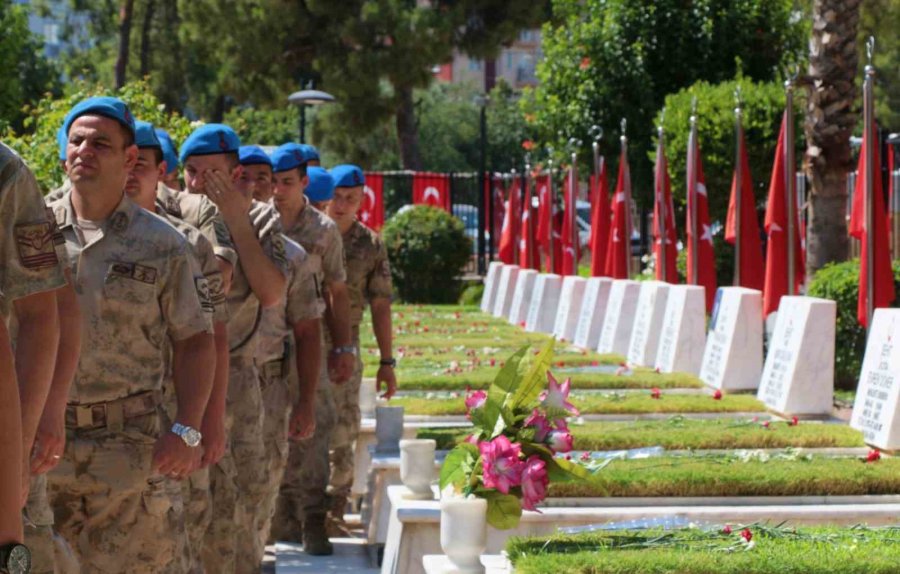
(380, 358, 396, 367)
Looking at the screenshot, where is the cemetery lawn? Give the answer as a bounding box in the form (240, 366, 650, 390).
(548, 455, 900, 498)
(393, 393, 764, 416)
(360, 304, 705, 390)
(506, 526, 900, 574)
(417, 418, 865, 451)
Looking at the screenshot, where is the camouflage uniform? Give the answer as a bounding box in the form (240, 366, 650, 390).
(211, 201, 290, 574)
(254, 236, 323, 550)
(327, 220, 392, 514)
(46, 191, 213, 573)
(273, 202, 345, 541)
(0, 143, 67, 574)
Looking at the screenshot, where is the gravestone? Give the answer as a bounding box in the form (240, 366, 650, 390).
(655, 285, 707, 375)
(524, 274, 563, 334)
(508, 269, 538, 326)
(851, 308, 900, 451)
(699, 287, 763, 391)
(596, 280, 640, 356)
(626, 281, 670, 367)
(479, 261, 504, 313)
(573, 277, 613, 350)
(552, 276, 587, 342)
(757, 296, 836, 416)
(491, 265, 520, 318)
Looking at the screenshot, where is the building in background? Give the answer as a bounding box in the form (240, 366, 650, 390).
(434, 29, 542, 91)
(15, 0, 91, 60)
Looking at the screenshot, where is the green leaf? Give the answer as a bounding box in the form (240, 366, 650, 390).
(511, 339, 555, 410)
(440, 443, 480, 491)
(484, 492, 523, 530)
(522, 442, 599, 484)
(482, 346, 529, 436)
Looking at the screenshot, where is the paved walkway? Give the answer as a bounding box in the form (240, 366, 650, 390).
(275, 539, 379, 573)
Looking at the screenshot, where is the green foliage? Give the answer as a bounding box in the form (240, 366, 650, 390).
(3, 79, 193, 193)
(859, 0, 900, 132)
(224, 106, 299, 146)
(381, 206, 472, 303)
(807, 259, 900, 389)
(675, 234, 738, 290)
(458, 282, 485, 305)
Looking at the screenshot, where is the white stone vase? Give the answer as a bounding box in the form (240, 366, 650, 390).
(359, 377, 378, 417)
(399, 439, 436, 500)
(375, 405, 404, 453)
(439, 496, 487, 574)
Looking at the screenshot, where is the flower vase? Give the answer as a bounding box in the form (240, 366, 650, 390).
(399, 439, 436, 500)
(359, 378, 378, 417)
(375, 405, 404, 453)
(439, 496, 487, 574)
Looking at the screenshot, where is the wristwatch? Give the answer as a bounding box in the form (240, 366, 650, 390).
(331, 345, 358, 357)
(380, 358, 397, 368)
(171, 423, 202, 448)
(0, 543, 31, 574)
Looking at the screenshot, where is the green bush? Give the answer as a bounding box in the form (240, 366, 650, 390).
(807, 259, 900, 389)
(458, 282, 484, 305)
(382, 206, 472, 303)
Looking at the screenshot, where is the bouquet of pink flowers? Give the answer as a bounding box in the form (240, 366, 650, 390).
(439, 341, 593, 529)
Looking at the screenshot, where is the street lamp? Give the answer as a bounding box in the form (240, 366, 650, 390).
(287, 88, 336, 143)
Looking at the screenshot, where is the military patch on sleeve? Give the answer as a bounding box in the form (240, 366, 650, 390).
(195, 277, 214, 313)
(15, 222, 59, 269)
(213, 219, 232, 248)
(108, 262, 158, 284)
(206, 271, 225, 306)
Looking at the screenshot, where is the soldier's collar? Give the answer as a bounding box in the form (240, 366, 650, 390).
(55, 191, 136, 234)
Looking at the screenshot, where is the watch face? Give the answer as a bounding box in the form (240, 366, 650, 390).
(8, 544, 31, 574)
(184, 428, 202, 447)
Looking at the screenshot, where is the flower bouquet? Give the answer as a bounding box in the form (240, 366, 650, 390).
(439, 341, 595, 529)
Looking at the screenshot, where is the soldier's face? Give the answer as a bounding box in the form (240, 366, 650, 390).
(240, 164, 274, 202)
(125, 148, 165, 208)
(183, 154, 240, 195)
(66, 115, 137, 195)
(272, 168, 308, 212)
(328, 186, 363, 224)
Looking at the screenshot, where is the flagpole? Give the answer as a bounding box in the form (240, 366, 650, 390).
(510, 168, 518, 259)
(734, 89, 743, 287)
(524, 156, 532, 269)
(864, 37, 876, 328)
(656, 121, 667, 283)
(547, 157, 555, 274)
(688, 99, 699, 285)
(571, 150, 578, 276)
(784, 78, 796, 297)
(621, 118, 632, 279)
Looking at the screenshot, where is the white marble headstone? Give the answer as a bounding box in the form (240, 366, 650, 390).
(851, 309, 900, 450)
(699, 287, 763, 391)
(626, 281, 670, 367)
(552, 276, 587, 342)
(596, 280, 640, 356)
(491, 265, 520, 318)
(655, 285, 707, 375)
(757, 296, 836, 416)
(573, 277, 613, 349)
(524, 274, 563, 334)
(480, 261, 504, 313)
(508, 269, 538, 326)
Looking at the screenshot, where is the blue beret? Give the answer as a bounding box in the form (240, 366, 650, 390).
(62, 96, 136, 138)
(179, 123, 241, 163)
(299, 144, 320, 161)
(239, 145, 273, 167)
(305, 167, 335, 202)
(155, 128, 178, 174)
(134, 120, 161, 149)
(270, 143, 309, 173)
(330, 164, 365, 188)
(57, 125, 68, 161)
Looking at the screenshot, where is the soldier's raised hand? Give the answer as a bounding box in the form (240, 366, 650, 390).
(205, 168, 251, 224)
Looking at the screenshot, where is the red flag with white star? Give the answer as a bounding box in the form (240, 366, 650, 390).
(725, 126, 765, 291)
(604, 146, 632, 279)
(686, 134, 717, 311)
(497, 178, 520, 264)
(360, 172, 385, 230)
(588, 162, 610, 276)
(560, 167, 580, 276)
(519, 176, 538, 269)
(653, 135, 678, 283)
(412, 172, 450, 212)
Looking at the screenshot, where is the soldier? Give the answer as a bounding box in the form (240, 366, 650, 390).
(300, 144, 320, 167)
(305, 167, 332, 212)
(180, 125, 289, 573)
(238, 145, 275, 204)
(46, 96, 216, 572)
(270, 144, 353, 555)
(325, 165, 396, 529)
(155, 128, 182, 191)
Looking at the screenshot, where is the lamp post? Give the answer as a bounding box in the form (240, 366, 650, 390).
(288, 88, 336, 143)
(476, 94, 490, 273)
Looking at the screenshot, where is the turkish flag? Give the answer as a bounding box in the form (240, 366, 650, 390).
(588, 161, 610, 276)
(550, 209, 563, 275)
(412, 172, 450, 211)
(888, 144, 895, 234)
(686, 135, 717, 312)
(849, 123, 895, 327)
(535, 174, 552, 253)
(360, 172, 385, 230)
(725, 127, 765, 291)
(560, 168, 580, 276)
(763, 113, 806, 317)
(652, 137, 678, 283)
(519, 176, 538, 269)
(497, 178, 520, 264)
(604, 146, 632, 279)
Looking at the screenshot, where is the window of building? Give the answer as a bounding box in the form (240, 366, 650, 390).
(468, 59, 482, 72)
(43, 23, 59, 45)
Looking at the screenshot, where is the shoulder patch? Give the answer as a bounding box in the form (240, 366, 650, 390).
(15, 222, 59, 269)
(195, 277, 214, 313)
(165, 196, 183, 219)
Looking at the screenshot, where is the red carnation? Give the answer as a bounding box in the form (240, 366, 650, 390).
(741, 528, 752, 543)
(650, 388, 661, 400)
(722, 525, 732, 535)
(789, 416, 799, 426)
(866, 449, 882, 463)
(713, 390, 723, 400)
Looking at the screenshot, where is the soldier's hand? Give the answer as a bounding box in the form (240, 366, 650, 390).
(328, 352, 354, 384)
(376, 365, 397, 400)
(152, 432, 201, 479)
(200, 413, 227, 468)
(31, 409, 66, 475)
(205, 169, 251, 224)
(288, 399, 316, 441)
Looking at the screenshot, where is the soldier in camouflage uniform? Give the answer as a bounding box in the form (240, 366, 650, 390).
(180, 125, 289, 573)
(325, 165, 396, 526)
(47, 97, 216, 573)
(270, 146, 354, 556)
(155, 127, 183, 191)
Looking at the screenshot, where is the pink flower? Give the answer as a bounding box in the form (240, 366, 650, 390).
(465, 390, 487, 414)
(722, 525, 732, 535)
(524, 409, 553, 442)
(520, 455, 549, 511)
(713, 390, 723, 400)
(464, 434, 479, 445)
(579, 452, 591, 462)
(546, 430, 574, 453)
(741, 528, 752, 543)
(479, 436, 524, 494)
(790, 416, 799, 426)
(650, 387, 661, 400)
(539, 372, 580, 416)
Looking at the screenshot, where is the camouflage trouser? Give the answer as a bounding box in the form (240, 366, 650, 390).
(272, 343, 335, 540)
(203, 453, 237, 573)
(47, 409, 189, 574)
(326, 337, 363, 513)
(24, 473, 78, 574)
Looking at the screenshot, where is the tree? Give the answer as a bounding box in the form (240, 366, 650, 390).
(802, 0, 861, 274)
